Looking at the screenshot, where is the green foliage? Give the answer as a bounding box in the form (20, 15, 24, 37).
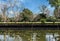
(40, 14, 46, 19)
(40, 14, 46, 22)
(9, 18, 14, 22)
(48, 0, 58, 7)
(20, 8, 33, 22)
(23, 9, 33, 15)
(40, 14, 46, 23)
(46, 16, 56, 22)
(40, 19, 46, 23)
(48, 0, 59, 18)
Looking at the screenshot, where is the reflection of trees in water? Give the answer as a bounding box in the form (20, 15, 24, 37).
(15, 35, 22, 41)
(0, 30, 60, 41)
(0, 35, 23, 41)
(46, 33, 60, 41)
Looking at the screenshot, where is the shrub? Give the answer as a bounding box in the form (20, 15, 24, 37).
(40, 19, 46, 23)
(46, 17, 56, 22)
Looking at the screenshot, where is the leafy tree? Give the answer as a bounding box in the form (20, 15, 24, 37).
(39, 14, 46, 19)
(46, 16, 56, 22)
(40, 14, 47, 23)
(20, 8, 33, 22)
(48, 0, 58, 7)
(48, 0, 59, 18)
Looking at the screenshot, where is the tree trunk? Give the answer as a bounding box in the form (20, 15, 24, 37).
(54, 6, 59, 19)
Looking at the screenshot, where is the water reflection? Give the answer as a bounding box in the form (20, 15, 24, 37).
(0, 33, 59, 41)
(0, 35, 4, 41)
(0, 35, 22, 41)
(46, 33, 59, 41)
(32, 33, 37, 41)
(14, 35, 22, 41)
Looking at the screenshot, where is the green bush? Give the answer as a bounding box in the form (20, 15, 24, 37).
(46, 17, 56, 22)
(40, 19, 46, 23)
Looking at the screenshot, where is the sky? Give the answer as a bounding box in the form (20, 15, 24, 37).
(0, 0, 55, 17)
(23, 0, 50, 13)
(22, 0, 55, 16)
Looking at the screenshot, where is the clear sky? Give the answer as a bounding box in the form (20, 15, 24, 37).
(22, 0, 55, 16)
(0, 0, 55, 17)
(23, 0, 50, 13)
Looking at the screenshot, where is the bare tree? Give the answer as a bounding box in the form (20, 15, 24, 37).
(0, 0, 24, 22)
(0, 3, 8, 22)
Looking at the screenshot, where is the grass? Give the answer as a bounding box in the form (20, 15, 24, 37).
(0, 22, 60, 24)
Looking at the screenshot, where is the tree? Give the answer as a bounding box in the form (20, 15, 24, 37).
(48, 0, 58, 7)
(40, 5, 50, 17)
(0, 0, 24, 22)
(0, 15, 2, 22)
(11, 0, 24, 22)
(33, 5, 48, 22)
(48, 0, 59, 18)
(46, 16, 56, 22)
(20, 8, 33, 22)
(39, 5, 47, 14)
(0, 3, 8, 22)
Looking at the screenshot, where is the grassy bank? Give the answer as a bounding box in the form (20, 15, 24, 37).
(0, 22, 60, 24)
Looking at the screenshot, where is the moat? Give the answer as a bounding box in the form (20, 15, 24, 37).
(0, 23, 60, 41)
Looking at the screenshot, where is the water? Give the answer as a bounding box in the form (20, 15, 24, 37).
(32, 33, 37, 41)
(14, 35, 22, 41)
(0, 30, 60, 41)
